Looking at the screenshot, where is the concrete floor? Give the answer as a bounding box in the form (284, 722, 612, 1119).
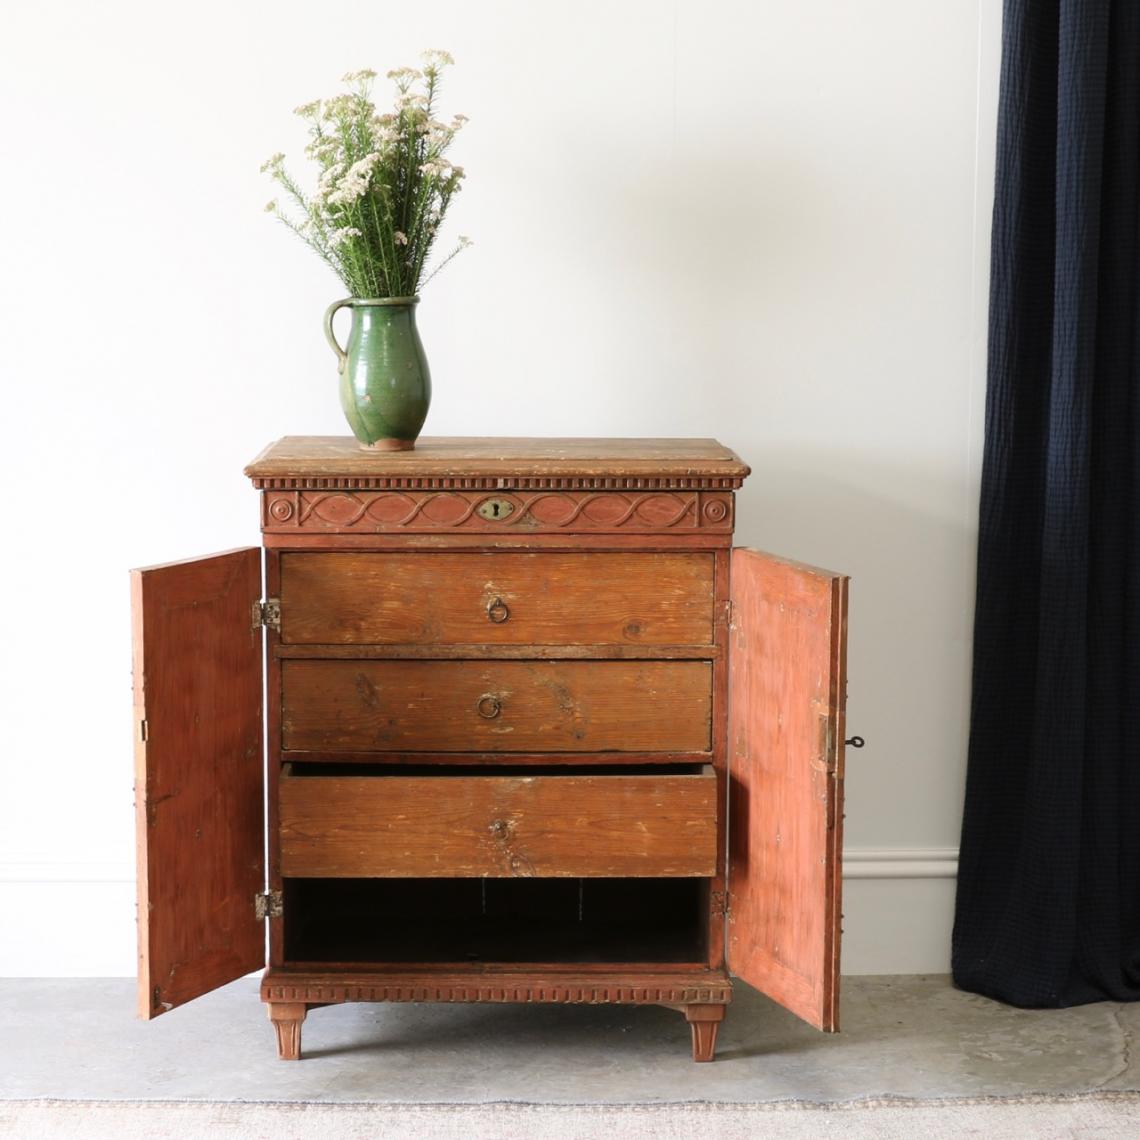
(1, 975, 1137, 1103)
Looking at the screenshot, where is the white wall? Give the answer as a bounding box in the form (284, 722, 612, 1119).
(0, 1, 1000, 976)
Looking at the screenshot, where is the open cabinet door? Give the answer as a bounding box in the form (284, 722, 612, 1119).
(727, 548, 848, 1031)
(132, 548, 265, 1019)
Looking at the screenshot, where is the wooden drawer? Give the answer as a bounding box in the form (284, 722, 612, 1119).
(278, 552, 714, 646)
(279, 766, 718, 877)
(281, 660, 712, 753)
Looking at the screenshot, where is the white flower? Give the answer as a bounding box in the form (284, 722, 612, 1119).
(328, 226, 363, 248)
(264, 200, 278, 213)
(293, 100, 321, 118)
(420, 49, 454, 71)
(450, 113, 469, 127)
(347, 152, 381, 177)
(418, 158, 452, 178)
(387, 66, 423, 87)
(395, 91, 428, 111)
(327, 180, 367, 205)
(259, 152, 285, 174)
(324, 152, 380, 205)
(458, 235, 473, 247)
(394, 231, 408, 246)
(342, 69, 377, 84)
(323, 94, 360, 121)
(316, 162, 345, 199)
(305, 136, 340, 161)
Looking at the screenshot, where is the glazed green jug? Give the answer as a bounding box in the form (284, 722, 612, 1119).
(324, 296, 431, 450)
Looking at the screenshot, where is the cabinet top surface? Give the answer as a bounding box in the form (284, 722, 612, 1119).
(245, 436, 750, 490)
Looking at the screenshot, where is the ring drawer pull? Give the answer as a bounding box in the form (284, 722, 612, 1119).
(477, 694, 503, 719)
(487, 596, 510, 623)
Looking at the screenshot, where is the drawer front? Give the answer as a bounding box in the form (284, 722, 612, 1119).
(279, 552, 714, 646)
(281, 660, 712, 753)
(279, 768, 718, 877)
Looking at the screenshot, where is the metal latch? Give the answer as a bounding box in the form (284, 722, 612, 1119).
(255, 890, 283, 919)
(252, 598, 281, 632)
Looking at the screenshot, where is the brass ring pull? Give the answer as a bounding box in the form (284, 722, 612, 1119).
(487, 596, 510, 623)
(477, 694, 503, 719)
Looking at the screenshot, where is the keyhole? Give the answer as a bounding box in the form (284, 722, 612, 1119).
(477, 498, 515, 521)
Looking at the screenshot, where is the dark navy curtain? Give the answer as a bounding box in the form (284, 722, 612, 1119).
(953, 0, 1140, 1007)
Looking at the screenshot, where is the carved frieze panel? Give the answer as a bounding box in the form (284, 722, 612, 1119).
(262, 489, 734, 534)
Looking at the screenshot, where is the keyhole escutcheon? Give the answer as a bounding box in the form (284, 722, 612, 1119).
(477, 497, 515, 521)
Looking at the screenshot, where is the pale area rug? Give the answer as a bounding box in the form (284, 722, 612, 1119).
(3, 1094, 1139, 1139)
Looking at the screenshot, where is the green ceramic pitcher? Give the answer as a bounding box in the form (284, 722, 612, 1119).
(324, 296, 432, 451)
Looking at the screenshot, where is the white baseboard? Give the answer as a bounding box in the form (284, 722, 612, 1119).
(843, 847, 959, 879)
(0, 848, 959, 977)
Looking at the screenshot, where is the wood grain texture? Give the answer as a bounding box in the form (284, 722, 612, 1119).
(281, 660, 712, 753)
(703, 548, 733, 972)
(279, 552, 714, 646)
(245, 436, 750, 490)
(279, 768, 718, 877)
(726, 548, 848, 1033)
(261, 489, 734, 533)
(132, 548, 265, 1019)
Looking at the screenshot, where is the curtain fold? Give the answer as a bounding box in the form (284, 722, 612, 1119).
(953, 0, 1140, 1007)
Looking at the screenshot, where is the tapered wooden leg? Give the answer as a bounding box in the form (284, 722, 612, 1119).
(683, 1003, 726, 1063)
(267, 1001, 307, 1061)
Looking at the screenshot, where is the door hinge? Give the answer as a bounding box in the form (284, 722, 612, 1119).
(254, 889, 283, 920)
(139, 718, 148, 743)
(252, 598, 281, 632)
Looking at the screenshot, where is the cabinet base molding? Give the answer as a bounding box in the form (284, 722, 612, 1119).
(260, 967, 732, 1007)
(260, 968, 732, 1062)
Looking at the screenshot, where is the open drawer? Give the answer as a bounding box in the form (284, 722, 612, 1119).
(279, 764, 718, 878)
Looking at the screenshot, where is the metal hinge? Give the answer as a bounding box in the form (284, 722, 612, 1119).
(252, 598, 281, 632)
(254, 890, 283, 920)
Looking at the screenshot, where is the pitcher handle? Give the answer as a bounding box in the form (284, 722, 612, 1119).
(323, 298, 353, 375)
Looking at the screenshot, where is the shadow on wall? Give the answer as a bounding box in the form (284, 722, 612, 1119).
(734, 448, 978, 849)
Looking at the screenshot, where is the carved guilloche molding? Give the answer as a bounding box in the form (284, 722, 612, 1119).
(261, 489, 735, 534)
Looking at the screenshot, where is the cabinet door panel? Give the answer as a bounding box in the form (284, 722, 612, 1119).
(727, 548, 848, 1031)
(132, 548, 265, 1019)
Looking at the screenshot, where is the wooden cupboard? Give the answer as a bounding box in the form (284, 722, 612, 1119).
(131, 437, 848, 1061)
